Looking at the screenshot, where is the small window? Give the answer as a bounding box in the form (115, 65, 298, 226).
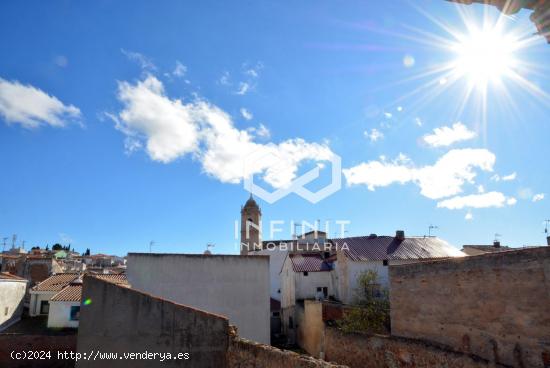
(303, 271, 308, 276)
(289, 316, 294, 329)
(383, 260, 389, 266)
(4, 307, 8, 316)
(70, 306, 80, 321)
(272, 311, 280, 317)
(40, 300, 49, 315)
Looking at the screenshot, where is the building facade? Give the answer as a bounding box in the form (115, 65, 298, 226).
(0, 272, 28, 331)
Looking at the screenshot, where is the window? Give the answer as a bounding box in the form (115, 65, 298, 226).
(40, 300, 49, 315)
(4, 307, 8, 316)
(383, 260, 389, 266)
(70, 306, 80, 321)
(303, 272, 308, 276)
(288, 316, 294, 329)
(272, 311, 280, 317)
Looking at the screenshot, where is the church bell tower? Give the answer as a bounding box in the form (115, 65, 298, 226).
(240, 194, 262, 255)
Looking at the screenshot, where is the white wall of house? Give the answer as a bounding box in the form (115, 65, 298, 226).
(47, 301, 80, 328)
(127, 253, 270, 344)
(255, 246, 287, 301)
(0, 279, 27, 331)
(337, 257, 419, 304)
(29, 291, 57, 316)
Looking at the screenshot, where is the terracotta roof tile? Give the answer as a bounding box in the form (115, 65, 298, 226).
(50, 285, 82, 302)
(289, 253, 332, 272)
(31, 273, 80, 292)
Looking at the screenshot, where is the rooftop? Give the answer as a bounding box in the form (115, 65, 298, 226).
(289, 253, 333, 272)
(332, 234, 465, 261)
(0, 272, 27, 281)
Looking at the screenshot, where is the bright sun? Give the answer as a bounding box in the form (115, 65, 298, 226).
(451, 26, 519, 87)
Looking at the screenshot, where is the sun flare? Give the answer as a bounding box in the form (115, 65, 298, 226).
(450, 26, 519, 87)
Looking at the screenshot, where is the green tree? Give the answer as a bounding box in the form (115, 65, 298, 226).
(337, 269, 390, 334)
(52, 243, 63, 251)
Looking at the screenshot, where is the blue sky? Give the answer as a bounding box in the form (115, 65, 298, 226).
(1, 0, 549, 255)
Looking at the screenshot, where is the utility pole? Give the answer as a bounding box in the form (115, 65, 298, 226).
(2, 237, 7, 253)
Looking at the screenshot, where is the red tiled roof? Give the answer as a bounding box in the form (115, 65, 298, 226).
(0, 272, 27, 281)
(332, 235, 465, 261)
(289, 253, 332, 272)
(50, 285, 82, 302)
(31, 273, 80, 292)
(92, 274, 128, 286)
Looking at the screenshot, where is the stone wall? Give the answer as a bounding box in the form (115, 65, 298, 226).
(324, 327, 498, 368)
(229, 334, 347, 368)
(389, 246, 550, 368)
(77, 276, 229, 368)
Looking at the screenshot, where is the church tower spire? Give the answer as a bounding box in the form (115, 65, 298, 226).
(240, 194, 262, 255)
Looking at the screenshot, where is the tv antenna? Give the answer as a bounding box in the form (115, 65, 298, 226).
(544, 220, 550, 234)
(494, 233, 502, 242)
(2, 237, 8, 252)
(12, 234, 17, 248)
(149, 240, 158, 253)
(428, 225, 438, 237)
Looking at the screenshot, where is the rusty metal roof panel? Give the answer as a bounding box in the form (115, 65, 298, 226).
(331, 236, 465, 261)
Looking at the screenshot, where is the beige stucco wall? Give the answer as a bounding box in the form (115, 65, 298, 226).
(29, 291, 57, 316)
(127, 253, 270, 344)
(0, 279, 27, 331)
(390, 247, 550, 368)
(296, 300, 325, 358)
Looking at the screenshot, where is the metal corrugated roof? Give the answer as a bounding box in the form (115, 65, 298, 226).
(50, 285, 82, 302)
(289, 253, 332, 272)
(331, 235, 465, 261)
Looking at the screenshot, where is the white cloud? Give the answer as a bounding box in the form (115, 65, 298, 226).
(343, 148, 496, 200)
(248, 123, 270, 139)
(465, 211, 473, 220)
(240, 108, 253, 121)
(0, 78, 81, 129)
(501, 172, 517, 181)
(437, 191, 517, 209)
(415, 117, 423, 127)
(172, 61, 187, 78)
(110, 75, 332, 189)
(364, 128, 384, 142)
(121, 49, 156, 71)
(384, 112, 392, 119)
(477, 184, 485, 193)
(236, 82, 250, 95)
(422, 122, 476, 147)
(219, 71, 231, 85)
(243, 62, 263, 78)
(397, 106, 403, 112)
(491, 172, 516, 182)
(533, 193, 545, 202)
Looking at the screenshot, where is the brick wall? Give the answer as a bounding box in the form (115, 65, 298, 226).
(390, 247, 550, 368)
(324, 327, 498, 368)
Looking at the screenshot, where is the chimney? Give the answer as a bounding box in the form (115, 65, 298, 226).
(547, 236, 550, 246)
(395, 230, 405, 240)
(493, 241, 501, 248)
